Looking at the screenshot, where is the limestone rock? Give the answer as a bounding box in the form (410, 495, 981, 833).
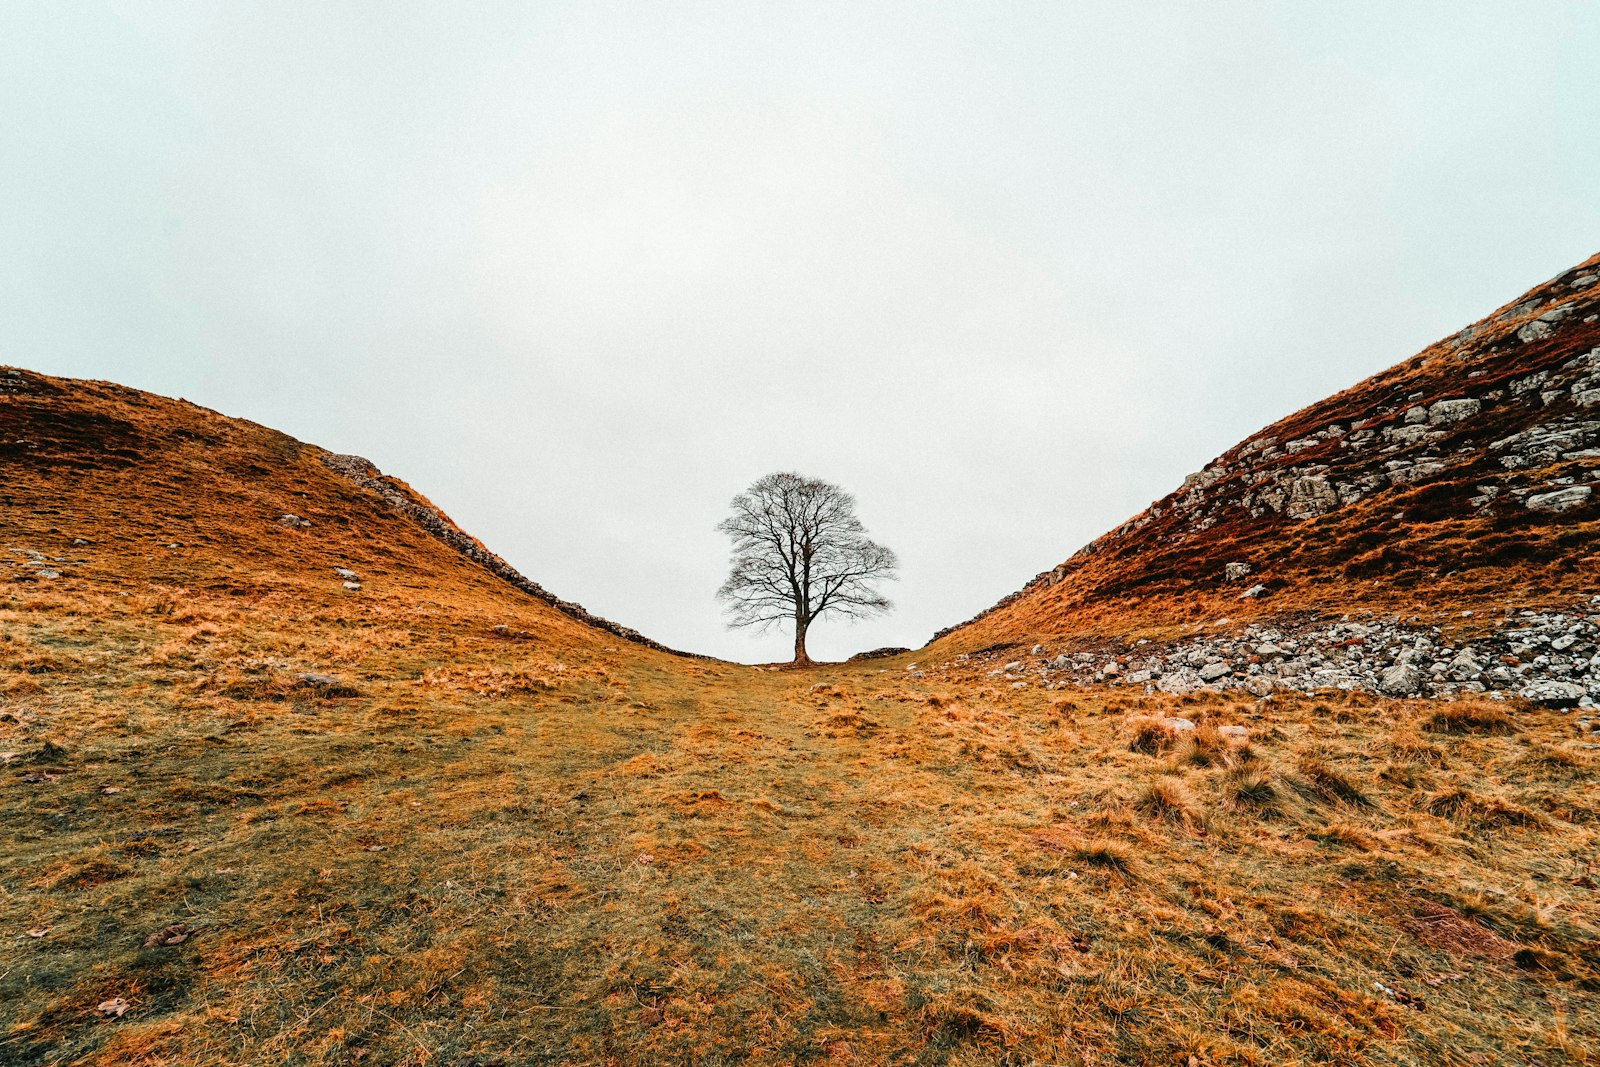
(1527, 486, 1592, 513)
(1522, 681, 1585, 708)
(1518, 320, 1553, 343)
(1427, 398, 1481, 425)
(1286, 476, 1338, 519)
(1378, 664, 1424, 696)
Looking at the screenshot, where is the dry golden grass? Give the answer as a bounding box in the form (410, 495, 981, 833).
(3, 367, 1600, 1064)
(4, 578, 1598, 1066)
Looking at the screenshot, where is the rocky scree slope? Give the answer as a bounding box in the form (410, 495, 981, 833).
(937, 254, 1600, 649)
(918, 600, 1600, 720)
(0, 367, 689, 655)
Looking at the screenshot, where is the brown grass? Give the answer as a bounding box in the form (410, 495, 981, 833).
(3, 365, 1599, 1065)
(1423, 700, 1515, 735)
(1136, 777, 1203, 828)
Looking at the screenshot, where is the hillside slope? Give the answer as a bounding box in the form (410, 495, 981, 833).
(936, 255, 1600, 649)
(3, 343, 1598, 1064)
(0, 367, 689, 657)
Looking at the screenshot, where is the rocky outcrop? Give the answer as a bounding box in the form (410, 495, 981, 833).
(848, 646, 912, 661)
(941, 598, 1600, 712)
(320, 452, 701, 658)
(933, 254, 1600, 645)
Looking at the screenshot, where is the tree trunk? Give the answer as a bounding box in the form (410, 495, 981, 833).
(793, 613, 812, 665)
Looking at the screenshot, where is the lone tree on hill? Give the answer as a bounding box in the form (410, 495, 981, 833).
(716, 472, 898, 665)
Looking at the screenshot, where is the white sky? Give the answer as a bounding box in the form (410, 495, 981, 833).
(3, 2, 1597, 662)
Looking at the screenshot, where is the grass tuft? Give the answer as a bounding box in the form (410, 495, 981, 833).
(1136, 777, 1202, 828)
(1224, 767, 1280, 814)
(1296, 757, 1373, 808)
(1128, 716, 1176, 754)
(1070, 840, 1138, 877)
(1423, 701, 1514, 735)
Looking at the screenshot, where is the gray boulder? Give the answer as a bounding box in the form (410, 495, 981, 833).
(1527, 486, 1592, 512)
(1428, 398, 1481, 425)
(1448, 650, 1484, 681)
(1522, 681, 1585, 708)
(1379, 664, 1424, 696)
(1286, 476, 1339, 519)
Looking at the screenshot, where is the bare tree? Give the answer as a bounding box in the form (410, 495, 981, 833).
(716, 472, 898, 665)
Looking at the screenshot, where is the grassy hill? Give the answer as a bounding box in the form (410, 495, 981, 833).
(4, 265, 1599, 1067)
(934, 253, 1600, 651)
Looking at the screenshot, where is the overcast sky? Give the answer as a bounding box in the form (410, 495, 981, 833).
(3, 3, 1597, 662)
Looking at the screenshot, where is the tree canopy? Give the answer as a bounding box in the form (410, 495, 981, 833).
(716, 472, 898, 664)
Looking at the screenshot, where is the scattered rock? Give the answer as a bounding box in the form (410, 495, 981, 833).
(97, 998, 131, 1018)
(1379, 664, 1424, 696)
(1198, 662, 1231, 682)
(1286, 476, 1339, 519)
(333, 567, 358, 580)
(1428, 398, 1481, 425)
(1527, 486, 1592, 512)
(320, 453, 701, 659)
(848, 646, 910, 661)
(293, 673, 361, 698)
(1522, 681, 1586, 708)
(143, 923, 192, 948)
(1223, 561, 1252, 582)
(1238, 584, 1267, 600)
